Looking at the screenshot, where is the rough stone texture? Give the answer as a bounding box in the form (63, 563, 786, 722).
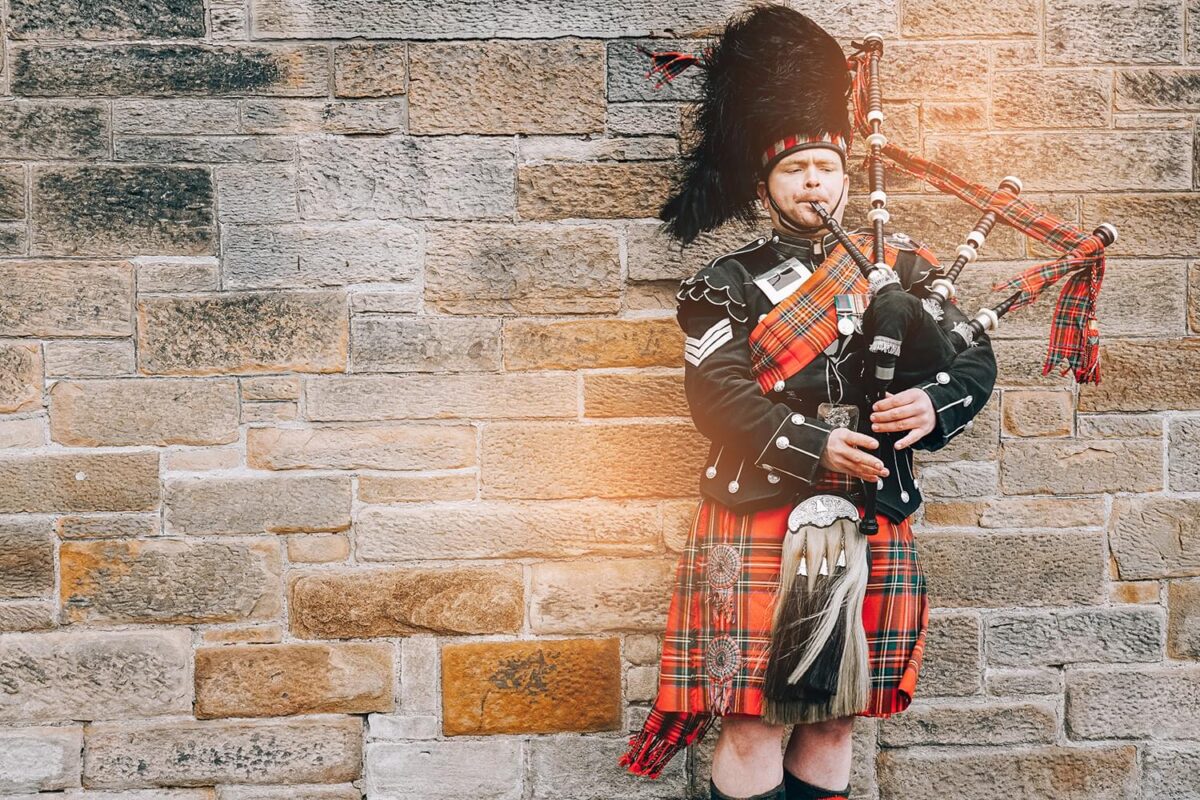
(878, 700, 1057, 747)
(195, 642, 394, 718)
(0, 343, 42, 414)
(919, 530, 1106, 608)
(918, 612, 982, 697)
(527, 734, 688, 799)
(8, 0, 205, 40)
(351, 315, 501, 373)
(1000, 390, 1073, 437)
(425, 223, 620, 314)
(1167, 578, 1200, 658)
(1066, 666, 1200, 739)
(1143, 744, 1200, 799)
(441, 638, 621, 735)
(0, 101, 109, 160)
(410, 41, 604, 134)
(84, 717, 362, 788)
(0, 630, 191, 723)
(481, 421, 706, 499)
(289, 566, 523, 638)
(530, 559, 674, 633)
(0, 726, 83, 793)
(357, 473, 477, 503)
(0, 261, 132, 337)
(1080, 339, 1200, 411)
(365, 739, 522, 800)
(12, 44, 330, 97)
(0, 517, 54, 599)
(878, 746, 1137, 800)
(333, 42, 407, 97)
(247, 423, 475, 470)
(32, 165, 213, 256)
(518, 162, 674, 220)
(1168, 416, 1200, 490)
(138, 290, 347, 375)
(60, 538, 282, 625)
(985, 607, 1164, 666)
(1000, 439, 1162, 495)
(625, 219, 761, 282)
(50, 378, 239, 446)
(1110, 496, 1200, 579)
(1045, 0, 1182, 65)
(306, 373, 576, 421)
(357, 500, 663, 561)
(164, 474, 352, 535)
(584, 371, 689, 418)
(901, 0, 1037, 37)
(0, 451, 159, 513)
(504, 317, 681, 370)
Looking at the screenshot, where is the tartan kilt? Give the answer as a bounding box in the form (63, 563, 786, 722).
(655, 495, 929, 719)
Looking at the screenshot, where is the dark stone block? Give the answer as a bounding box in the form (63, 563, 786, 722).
(8, 0, 206, 40)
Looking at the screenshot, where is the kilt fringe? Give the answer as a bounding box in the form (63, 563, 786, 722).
(617, 707, 715, 779)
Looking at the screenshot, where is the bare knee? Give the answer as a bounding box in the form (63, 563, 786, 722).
(789, 714, 854, 743)
(718, 713, 788, 757)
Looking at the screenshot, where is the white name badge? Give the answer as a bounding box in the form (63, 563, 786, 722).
(752, 257, 814, 304)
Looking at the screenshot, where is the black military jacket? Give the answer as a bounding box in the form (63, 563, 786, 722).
(678, 227, 998, 522)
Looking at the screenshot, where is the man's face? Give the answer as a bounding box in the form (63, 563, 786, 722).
(756, 147, 850, 231)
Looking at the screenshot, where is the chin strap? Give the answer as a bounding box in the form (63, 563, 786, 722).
(766, 182, 849, 237)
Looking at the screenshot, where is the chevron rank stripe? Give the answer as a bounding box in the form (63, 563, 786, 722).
(684, 318, 733, 366)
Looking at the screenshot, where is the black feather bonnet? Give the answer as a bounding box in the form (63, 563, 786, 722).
(657, 4, 855, 244)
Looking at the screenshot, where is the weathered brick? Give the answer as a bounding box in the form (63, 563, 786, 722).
(84, 717, 361, 788)
(60, 538, 281, 625)
(1081, 194, 1199, 258)
(243, 98, 406, 135)
(1143, 744, 1200, 799)
(12, 44, 329, 97)
(482, 421, 705, 499)
(165, 474, 351, 535)
(922, 101, 986, 132)
(365, 740, 520, 800)
(115, 135, 294, 163)
(0, 165, 24, 220)
(349, 286, 421, 314)
(880, 43, 990, 100)
(584, 370, 689, 418)
(1066, 665, 1200, 739)
(202, 624, 284, 646)
(986, 667, 1064, 696)
(919, 612, 982, 697)
(0, 600, 55, 632)
(927, 131, 1191, 191)
(878, 746, 1137, 800)
(1169, 416, 1200, 490)
(136, 256, 220, 293)
(0, 630, 190, 723)
(1000, 439, 1162, 494)
(530, 559, 674, 633)
(56, 513, 158, 540)
(606, 103, 683, 137)
(0, 261, 132, 337)
(1080, 339, 1200, 411)
(425, 223, 620, 314)
(0, 518, 54, 599)
(0, 343, 41, 414)
(113, 99, 240, 135)
(351, 316, 501, 373)
(223, 222, 422, 289)
(986, 607, 1164, 666)
(219, 786, 358, 800)
(357, 500, 663, 561)
(196, 642, 394, 718)
(0, 451, 158, 513)
(528, 733, 688, 799)
(1000, 390, 1073, 437)
(42, 341, 132, 378)
(1111, 496, 1200, 579)
(442, 638, 620, 735)
(1111, 580, 1162, 604)
(0, 726, 82, 793)
(1046, 0, 1182, 64)
(994, 338, 1076, 389)
(878, 700, 1056, 747)
(919, 530, 1106, 608)
(518, 162, 674, 220)
(521, 135, 677, 164)
(358, 473, 477, 504)
(1168, 578, 1200, 658)
(334, 42, 407, 97)
(1077, 412, 1163, 439)
(32, 166, 213, 256)
(138, 290, 347, 375)
(411, 40, 603, 134)
(7, 0, 204, 39)
(992, 69, 1111, 128)
(0, 101, 108, 160)
(298, 136, 515, 221)
(914, 460, 998, 498)
(215, 164, 298, 225)
(625, 219, 761, 282)
(49, 378, 238, 447)
(306, 373, 576, 421)
(901, 0, 1036, 36)
(287, 533, 350, 564)
(399, 636, 438, 715)
(248, 423, 474, 471)
(289, 566, 523, 639)
(504, 317, 680, 370)
(368, 714, 439, 741)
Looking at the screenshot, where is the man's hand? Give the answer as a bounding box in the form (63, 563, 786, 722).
(871, 388, 936, 450)
(819, 427, 889, 482)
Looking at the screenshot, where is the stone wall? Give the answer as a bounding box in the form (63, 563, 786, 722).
(0, 0, 1197, 798)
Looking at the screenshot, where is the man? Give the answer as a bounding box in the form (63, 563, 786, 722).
(618, 6, 997, 800)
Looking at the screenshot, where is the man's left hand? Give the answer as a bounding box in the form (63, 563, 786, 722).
(870, 388, 936, 450)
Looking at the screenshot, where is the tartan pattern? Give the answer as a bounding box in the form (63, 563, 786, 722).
(847, 50, 1107, 383)
(635, 45, 705, 89)
(760, 131, 849, 168)
(619, 498, 929, 778)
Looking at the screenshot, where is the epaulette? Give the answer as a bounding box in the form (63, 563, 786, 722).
(674, 235, 770, 324)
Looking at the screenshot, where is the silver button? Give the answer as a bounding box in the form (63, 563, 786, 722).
(912, 479, 920, 489)
(963, 395, 973, 406)
(900, 490, 910, 503)
(728, 480, 740, 493)
(767, 472, 781, 484)
(936, 371, 950, 384)
(773, 380, 786, 392)
(705, 466, 717, 479)
(757, 238, 765, 244)
(759, 313, 768, 322)
(876, 478, 884, 490)
(776, 436, 790, 449)
(771, 235, 779, 242)
(965, 421, 975, 430)
(790, 413, 804, 425)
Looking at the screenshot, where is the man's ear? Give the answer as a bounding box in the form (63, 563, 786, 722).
(756, 179, 767, 208)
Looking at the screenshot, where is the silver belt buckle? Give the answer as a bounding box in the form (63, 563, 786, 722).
(817, 402, 858, 431)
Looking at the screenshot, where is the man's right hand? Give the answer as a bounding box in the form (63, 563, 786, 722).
(818, 427, 889, 482)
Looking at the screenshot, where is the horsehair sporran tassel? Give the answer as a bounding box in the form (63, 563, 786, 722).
(763, 497, 870, 725)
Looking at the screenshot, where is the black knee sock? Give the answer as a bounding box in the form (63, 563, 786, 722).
(710, 776, 786, 800)
(782, 766, 850, 799)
